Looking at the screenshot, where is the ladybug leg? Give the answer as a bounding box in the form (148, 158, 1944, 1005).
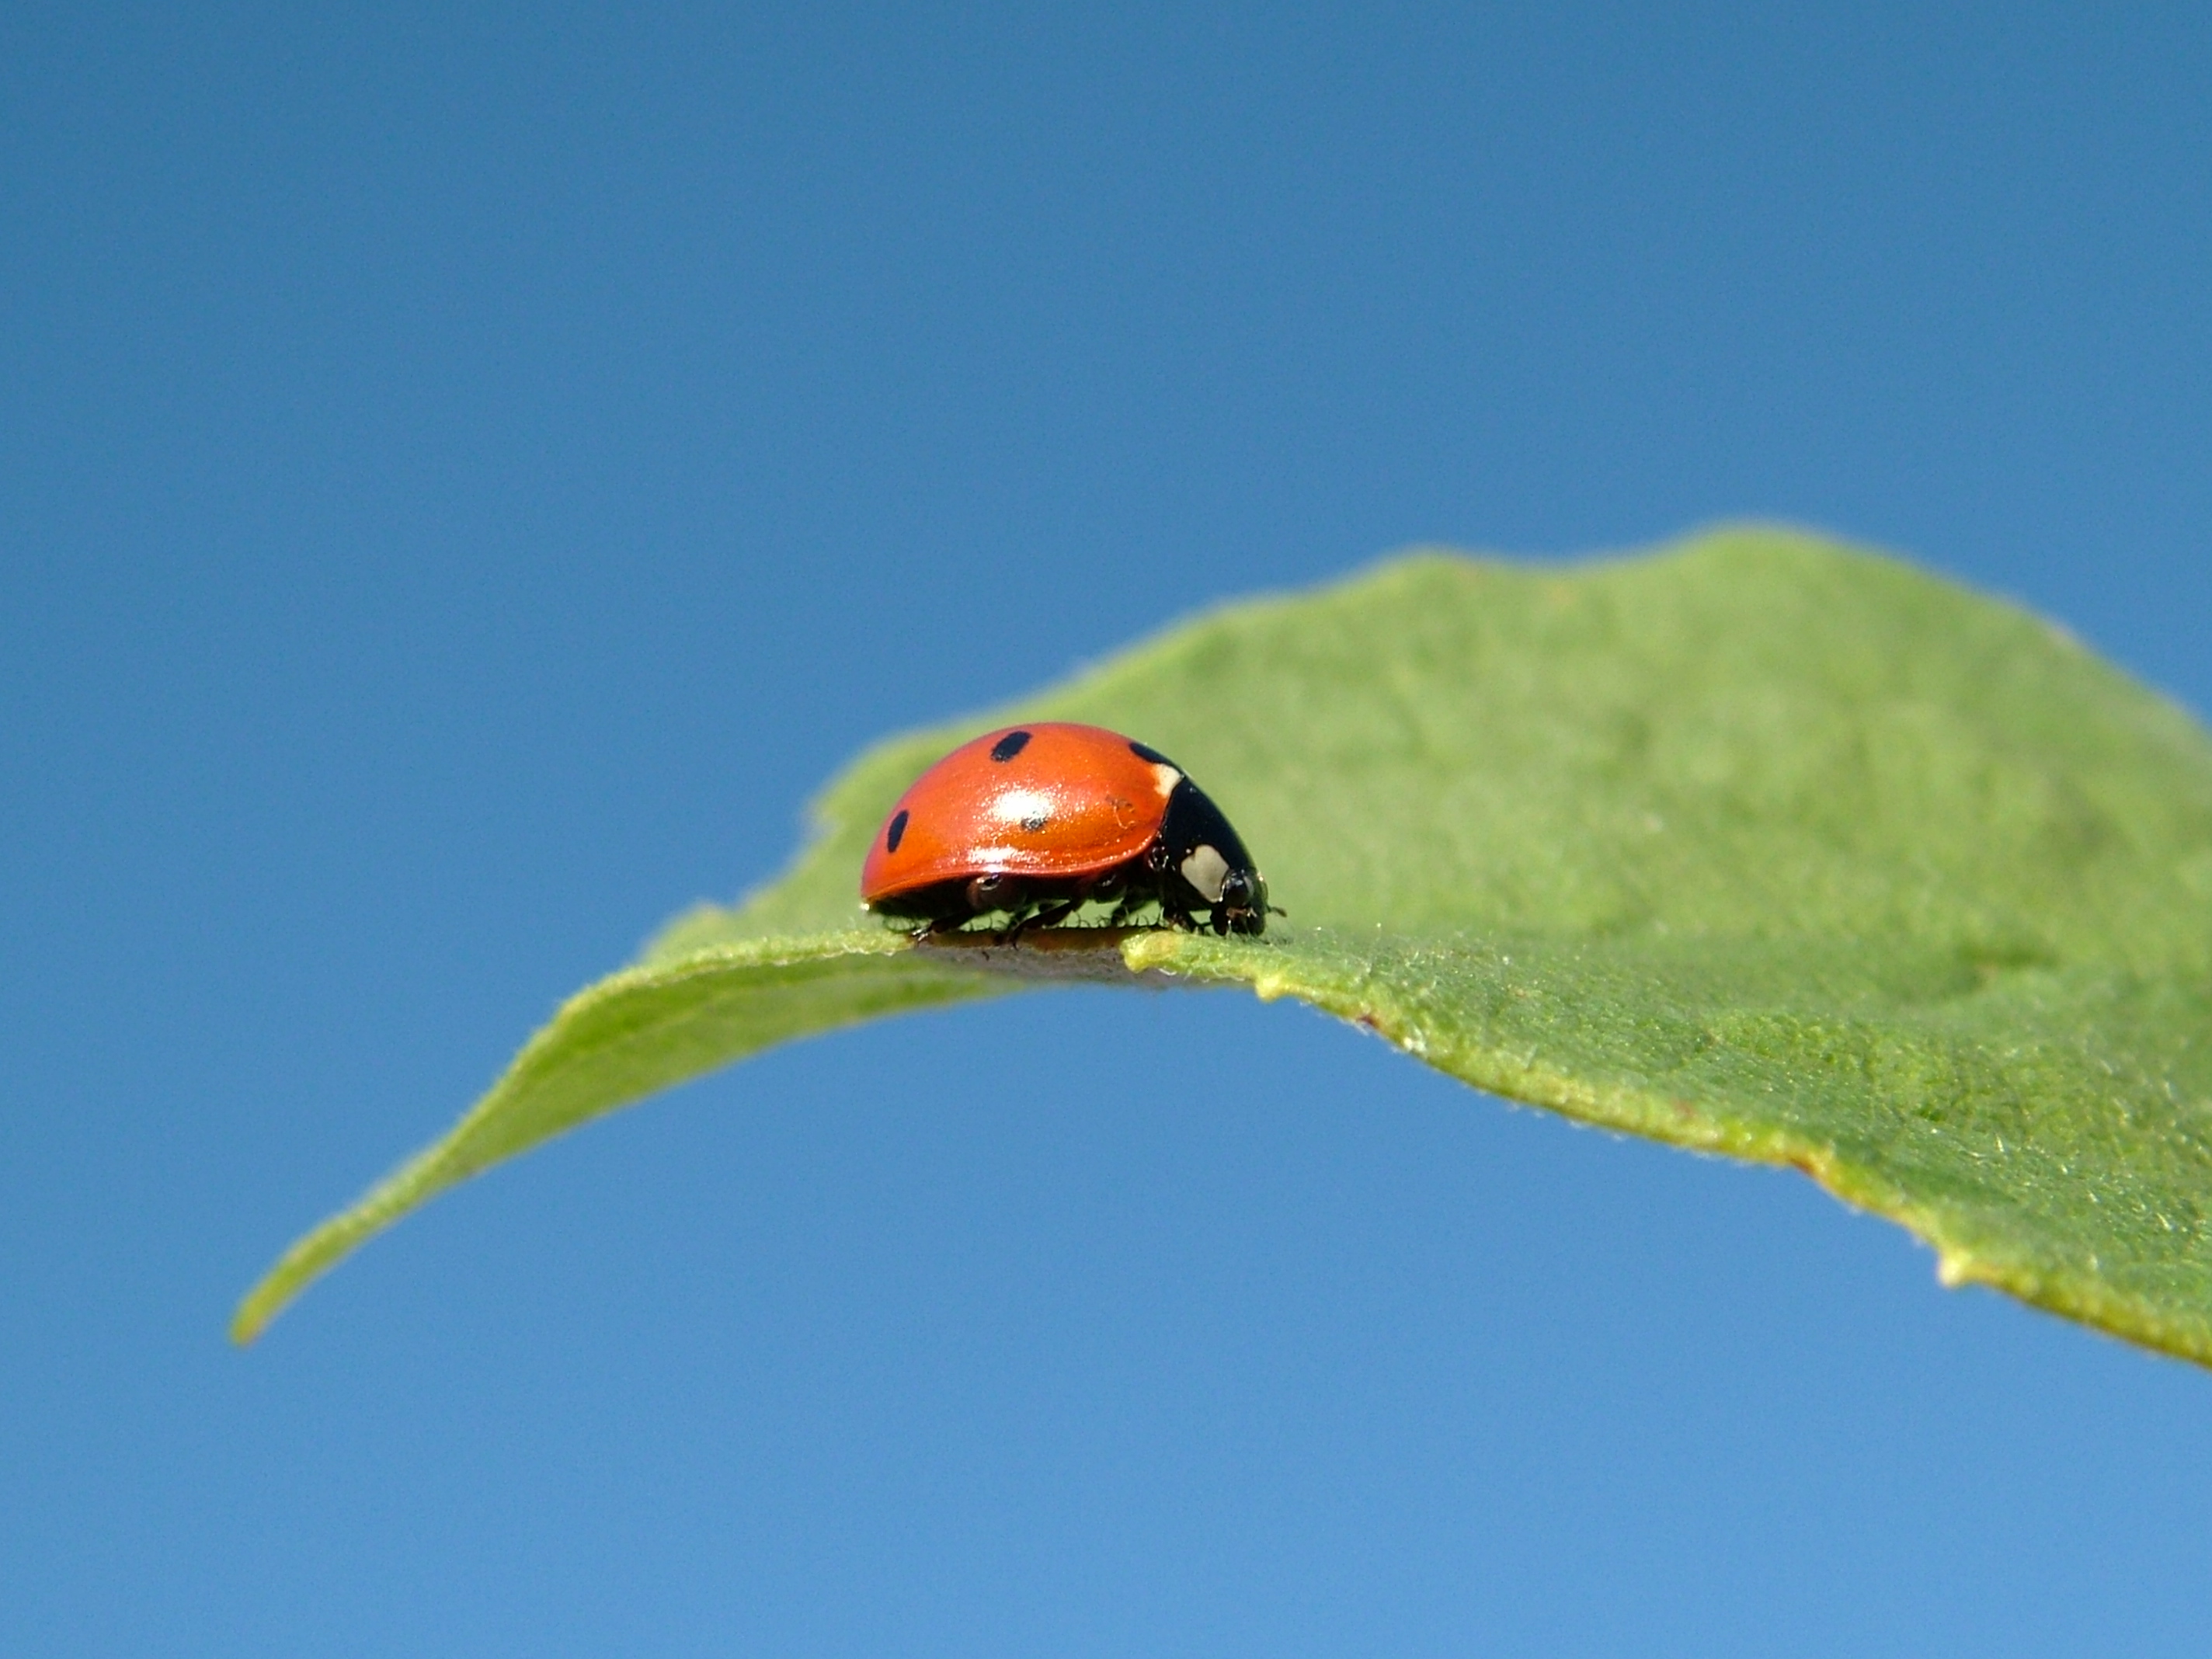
(1105, 865, 1171, 930)
(1011, 898, 1081, 939)
(1007, 875, 1101, 941)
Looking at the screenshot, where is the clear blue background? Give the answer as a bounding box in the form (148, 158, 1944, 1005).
(6, 5, 2210, 1654)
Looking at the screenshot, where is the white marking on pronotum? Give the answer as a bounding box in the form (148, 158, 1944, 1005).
(1179, 843, 1230, 902)
(1149, 763, 1181, 798)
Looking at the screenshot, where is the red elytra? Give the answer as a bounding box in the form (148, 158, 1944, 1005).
(861, 722, 1271, 936)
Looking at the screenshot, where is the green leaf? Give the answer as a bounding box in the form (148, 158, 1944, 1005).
(234, 526, 2212, 1365)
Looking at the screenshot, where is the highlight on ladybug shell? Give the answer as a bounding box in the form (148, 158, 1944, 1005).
(860, 722, 1272, 937)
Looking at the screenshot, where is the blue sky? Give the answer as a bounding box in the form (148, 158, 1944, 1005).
(5, 5, 2211, 1654)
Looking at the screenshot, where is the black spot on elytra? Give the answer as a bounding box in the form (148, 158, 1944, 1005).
(1129, 739, 1177, 768)
(990, 730, 1032, 762)
(1021, 813, 1049, 832)
(885, 809, 909, 853)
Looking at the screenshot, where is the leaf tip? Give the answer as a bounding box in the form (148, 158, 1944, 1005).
(228, 1213, 367, 1348)
(228, 1285, 280, 1347)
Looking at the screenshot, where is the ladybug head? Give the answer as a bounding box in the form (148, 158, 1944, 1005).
(1214, 866, 1270, 936)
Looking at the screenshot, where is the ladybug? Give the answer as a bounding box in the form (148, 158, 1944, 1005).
(861, 722, 1274, 937)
